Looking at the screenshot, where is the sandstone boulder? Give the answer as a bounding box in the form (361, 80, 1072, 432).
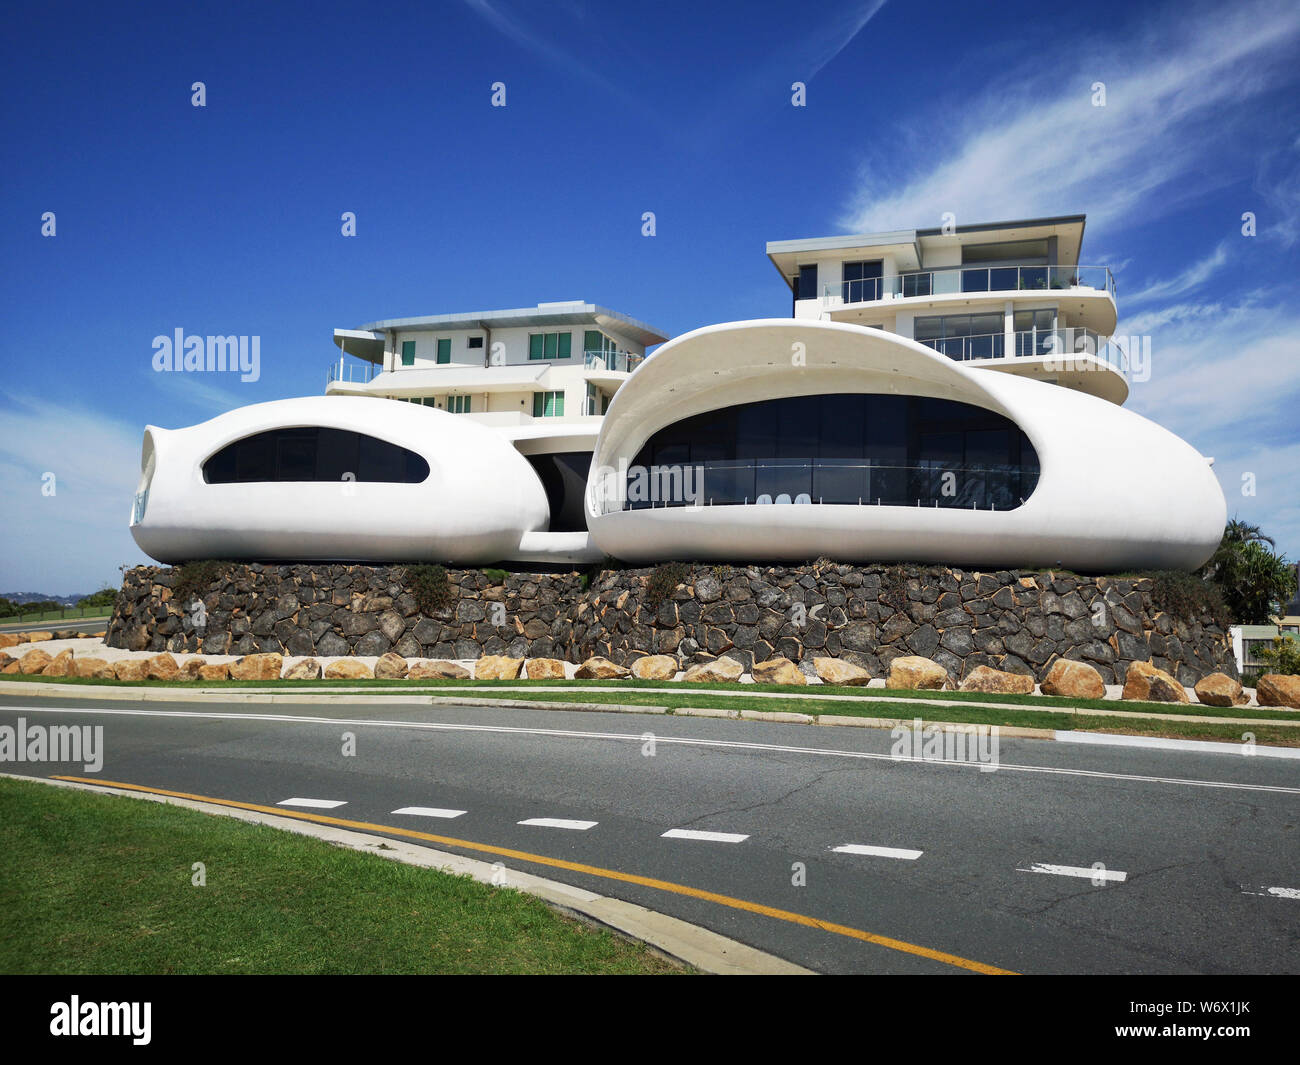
(887, 655, 947, 690)
(1194, 673, 1248, 708)
(25, 632, 54, 644)
(145, 653, 181, 680)
(0, 633, 23, 649)
(197, 662, 230, 681)
(683, 656, 744, 683)
(574, 656, 630, 679)
(1122, 661, 1189, 703)
(631, 655, 678, 680)
(374, 652, 409, 680)
(41, 649, 75, 677)
(474, 655, 523, 680)
(17, 649, 53, 675)
(113, 659, 148, 682)
(324, 659, 373, 680)
(751, 657, 806, 685)
(229, 652, 284, 681)
(1, 657, 20, 674)
(1256, 673, 1300, 709)
(813, 657, 872, 686)
(525, 658, 566, 680)
(408, 660, 471, 680)
(1040, 658, 1105, 700)
(283, 658, 322, 680)
(74, 657, 114, 679)
(180, 658, 207, 679)
(959, 665, 1035, 695)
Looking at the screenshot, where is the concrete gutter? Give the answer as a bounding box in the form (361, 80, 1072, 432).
(5, 773, 811, 976)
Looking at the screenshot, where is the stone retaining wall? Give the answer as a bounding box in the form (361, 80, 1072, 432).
(107, 562, 1236, 686)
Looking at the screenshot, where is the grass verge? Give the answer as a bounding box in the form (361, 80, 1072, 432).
(0, 777, 686, 975)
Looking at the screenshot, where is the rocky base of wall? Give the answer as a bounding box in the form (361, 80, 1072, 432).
(105, 562, 1237, 687)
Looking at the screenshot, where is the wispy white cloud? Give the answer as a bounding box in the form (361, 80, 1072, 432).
(1124, 242, 1230, 306)
(805, 1, 888, 82)
(838, 0, 1300, 237)
(0, 397, 150, 594)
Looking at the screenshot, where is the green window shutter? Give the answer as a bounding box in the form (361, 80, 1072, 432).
(543, 333, 557, 358)
(558, 332, 571, 357)
(529, 334, 544, 359)
(436, 338, 450, 364)
(533, 393, 544, 417)
(553, 392, 564, 416)
(584, 330, 601, 353)
(401, 341, 415, 366)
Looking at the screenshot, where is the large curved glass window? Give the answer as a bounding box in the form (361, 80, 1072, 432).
(625, 394, 1038, 511)
(203, 427, 429, 484)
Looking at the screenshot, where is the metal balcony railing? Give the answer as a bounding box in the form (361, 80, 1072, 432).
(327, 357, 379, 386)
(826, 264, 1116, 304)
(590, 460, 1039, 516)
(583, 349, 643, 373)
(917, 327, 1128, 376)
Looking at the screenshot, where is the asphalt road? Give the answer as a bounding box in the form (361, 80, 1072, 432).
(1, 689, 1297, 974)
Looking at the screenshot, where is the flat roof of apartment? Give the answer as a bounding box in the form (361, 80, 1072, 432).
(355, 302, 669, 346)
(765, 214, 1088, 281)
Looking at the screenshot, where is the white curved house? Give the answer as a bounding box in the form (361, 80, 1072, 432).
(584, 319, 1225, 571)
(130, 396, 553, 565)
(129, 215, 1227, 572)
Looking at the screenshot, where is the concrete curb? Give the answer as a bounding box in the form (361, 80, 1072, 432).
(3, 772, 811, 976)
(5, 680, 1296, 755)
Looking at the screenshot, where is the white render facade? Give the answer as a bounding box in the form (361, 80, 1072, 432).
(129, 216, 1228, 572)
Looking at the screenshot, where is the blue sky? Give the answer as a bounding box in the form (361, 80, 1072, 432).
(2, 0, 1298, 594)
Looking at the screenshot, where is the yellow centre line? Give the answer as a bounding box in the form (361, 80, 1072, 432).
(53, 774, 1018, 975)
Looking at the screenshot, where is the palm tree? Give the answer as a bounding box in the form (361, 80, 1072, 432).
(1200, 519, 1297, 624)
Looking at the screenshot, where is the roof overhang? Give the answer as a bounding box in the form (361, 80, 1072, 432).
(333, 329, 385, 363)
(765, 215, 1090, 290)
(355, 303, 669, 348)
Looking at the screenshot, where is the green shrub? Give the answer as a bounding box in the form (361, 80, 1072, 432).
(170, 560, 233, 606)
(645, 562, 690, 609)
(1256, 635, 1300, 676)
(1144, 570, 1228, 627)
(711, 564, 734, 582)
(406, 564, 454, 614)
(482, 568, 509, 585)
(77, 588, 119, 609)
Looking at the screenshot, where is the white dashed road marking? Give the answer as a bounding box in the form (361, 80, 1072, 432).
(391, 807, 467, 819)
(1242, 885, 1300, 900)
(662, 828, 750, 843)
(1018, 862, 1127, 883)
(833, 844, 924, 860)
(277, 797, 347, 809)
(518, 817, 598, 830)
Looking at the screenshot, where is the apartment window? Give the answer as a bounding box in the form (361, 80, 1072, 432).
(842, 260, 883, 303)
(796, 264, 819, 300)
(400, 341, 416, 367)
(1013, 308, 1057, 356)
(533, 391, 565, 417)
(467, 336, 484, 349)
(584, 330, 619, 355)
(447, 395, 472, 413)
(914, 314, 1005, 360)
(529, 332, 572, 360)
(202, 427, 429, 484)
(436, 338, 451, 364)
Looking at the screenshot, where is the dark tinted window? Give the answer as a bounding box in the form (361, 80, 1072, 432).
(203, 427, 429, 484)
(630, 393, 1039, 509)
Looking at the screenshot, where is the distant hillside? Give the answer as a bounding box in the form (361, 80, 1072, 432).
(0, 592, 91, 607)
